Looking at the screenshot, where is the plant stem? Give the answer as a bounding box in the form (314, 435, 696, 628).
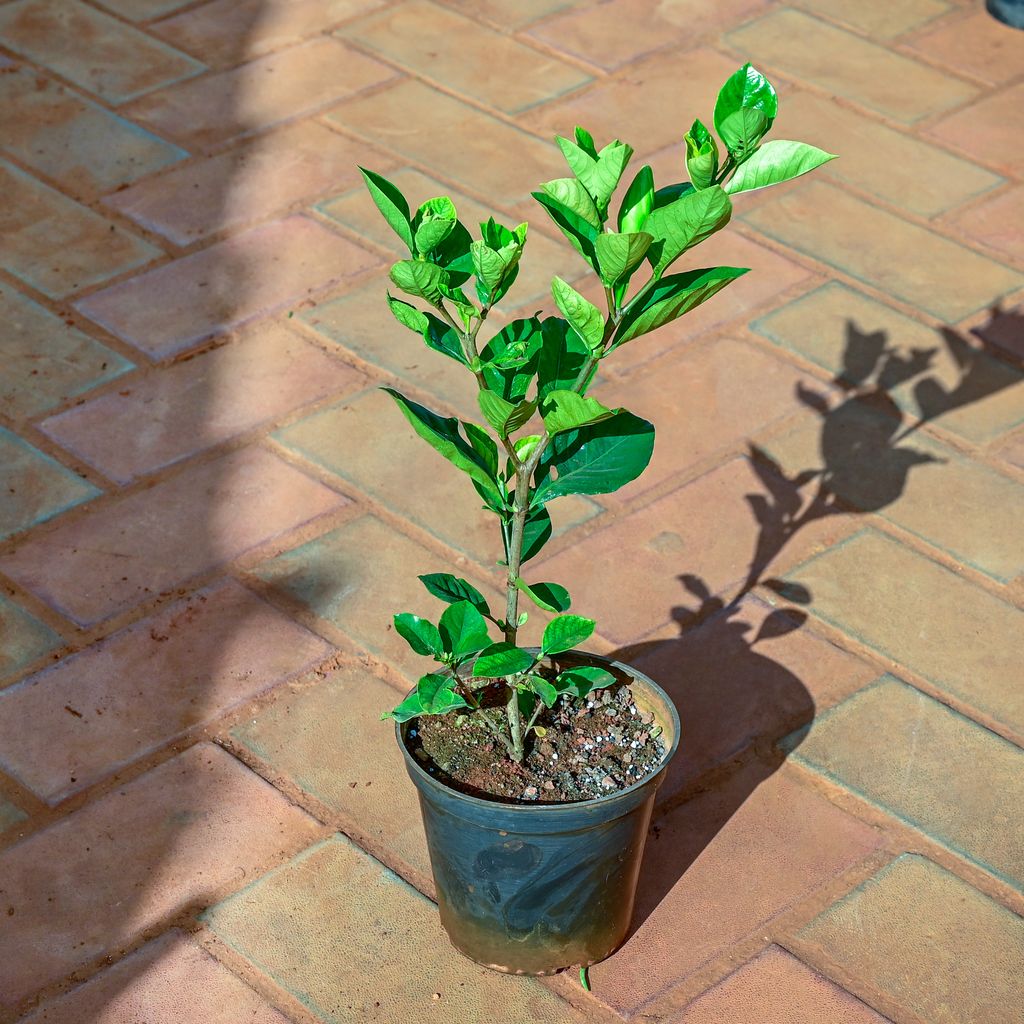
(501, 469, 532, 761)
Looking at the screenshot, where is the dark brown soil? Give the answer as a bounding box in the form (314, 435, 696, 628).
(408, 682, 667, 803)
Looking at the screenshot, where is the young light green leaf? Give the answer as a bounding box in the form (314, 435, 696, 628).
(594, 231, 652, 285)
(724, 140, 836, 195)
(470, 240, 509, 295)
(534, 411, 655, 501)
(613, 266, 749, 347)
(383, 388, 503, 508)
(394, 613, 443, 658)
(574, 125, 597, 158)
(438, 600, 491, 659)
(480, 318, 543, 402)
(537, 317, 592, 400)
(555, 665, 616, 698)
(618, 165, 654, 233)
(539, 389, 616, 436)
(551, 276, 604, 351)
(557, 137, 634, 217)
(386, 293, 429, 334)
(418, 573, 491, 617)
(515, 578, 571, 613)
(538, 179, 602, 234)
(389, 259, 446, 303)
(644, 186, 732, 277)
(684, 118, 719, 191)
(541, 614, 595, 656)
(359, 167, 414, 253)
(713, 63, 777, 159)
(527, 673, 560, 708)
(417, 672, 470, 714)
(381, 690, 423, 723)
(531, 190, 599, 271)
(478, 390, 536, 436)
(514, 434, 542, 464)
(473, 642, 536, 678)
(413, 196, 457, 254)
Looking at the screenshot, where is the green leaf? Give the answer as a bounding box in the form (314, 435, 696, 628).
(527, 673, 560, 708)
(515, 578, 571, 613)
(418, 574, 491, 617)
(613, 266, 749, 347)
(389, 260, 446, 303)
(383, 388, 503, 507)
(394, 613, 443, 657)
(540, 178, 602, 233)
(413, 196, 457, 254)
(382, 690, 423, 723)
(386, 293, 429, 334)
(519, 504, 552, 563)
(531, 190, 599, 272)
(438, 600, 491, 659)
(470, 239, 510, 295)
(534, 411, 655, 501)
(359, 167, 414, 253)
(685, 118, 719, 191)
(417, 672, 469, 714)
(556, 665, 616, 698)
(724, 140, 836, 195)
(422, 311, 468, 365)
(541, 614, 595, 656)
(480, 318, 543, 402)
(595, 231, 652, 285)
(537, 317, 592, 401)
(551, 276, 604, 351)
(540, 389, 616, 436)
(473, 643, 536, 678)
(557, 137, 633, 217)
(478, 390, 536, 436)
(574, 125, 597, 158)
(714, 63, 777, 159)
(618, 165, 654, 233)
(463, 421, 499, 478)
(644, 186, 732, 278)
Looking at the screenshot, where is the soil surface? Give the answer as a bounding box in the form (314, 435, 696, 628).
(408, 682, 667, 803)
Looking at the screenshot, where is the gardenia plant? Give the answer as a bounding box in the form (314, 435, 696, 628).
(366, 64, 834, 767)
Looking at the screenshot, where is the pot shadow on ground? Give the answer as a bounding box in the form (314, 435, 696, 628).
(607, 304, 1023, 939)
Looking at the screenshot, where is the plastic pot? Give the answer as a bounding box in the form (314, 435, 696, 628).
(396, 650, 680, 975)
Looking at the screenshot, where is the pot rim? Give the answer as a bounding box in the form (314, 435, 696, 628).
(395, 649, 680, 815)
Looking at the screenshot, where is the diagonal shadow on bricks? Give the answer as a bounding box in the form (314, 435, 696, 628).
(604, 305, 1022, 946)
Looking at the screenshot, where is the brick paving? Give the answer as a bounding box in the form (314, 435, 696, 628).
(0, 1, 1021, 1021)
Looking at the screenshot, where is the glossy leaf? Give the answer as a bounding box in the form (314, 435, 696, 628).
(534, 411, 655, 501)
(382, 690, 423, 723)
(644, 185, 732, 277)
(618, 165, 655, 233)
(383, 388, 503, 507)
(714, 63, 777, 159)
(537, 317, 592, 400)
(519, 504, 552, 563)
(359, 167, 414, 253)
(389, 259, 446, 303)
(541, 614, 595, 656)
(394, 613, 443, 657)
(417, 672, 470, 714)
(386, 293, 428, 332)
(595, 231, 652, 285)
(418, 573, 491, 616)
(480, 318, 543, 402)
(422, 312, 468, 365)
(539, 178, 601, 233)
(540, 389, 616, 436)
(684, 118, 719, 191)
(438, 600, 491, 659)
(515, 578, 571, 613)
(574, 125, 597, 157)
(613, 266, 748, 347)
(551, 276, 604, 350)
(478, 390, 536, 436)
(463, 421, 499, 478)
(473, 642, 536, 678)
(555, 665, 616, 698)
(527, 673, 560, 708)
(514, 434, 542, 463)
(557, 137, 634, 217)
(531, 190, 600, 272)
(724, 140, 836, 195)
(413, 196, 457, 254)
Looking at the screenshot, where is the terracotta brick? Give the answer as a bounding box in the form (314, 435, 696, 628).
(744, 182, 1023, 323)
(74, 216, 379, 359)
(0, 427, 99, 542)
(203, 834, 588, 1022)
(17, 930, 292, 1024)
(0, 67, 187, 196)
(326, 78, 561, 207)
(40, 322, 366, 483)
(106, 121, 383, 246)
(0, 798, 27, 833)
(316, 166, 586, 308)
(251, 514, 504, 680)
(0, 159, 161, 299)
(341, 1, 590, 114)
(528, 0, 769, 71)
(790, 0, 949, 38)
(594, 336, 818, 501)
(535, 457, 855, 645)
(629, 596, 876, 800)
(672, 946, 891, 1023)
(0, 580, 332, 803)
(125, 38, 395, 151)
(728, 9, 976, 123)
(763, 403, 1024, 582)
(926, 83, 1024, 173)
(590, 764, 880, 1014)
(906, 10, 1024, 85)
(444, 0, 582, 28)
(154, 0, 385, 67)
(0, 743, 321, 1009)
(752, 283, 1024, 444)
(995, 428, 1024, 472)
(0, 446, 347, 627)
(790, 676, 1024, 889)
(94, 0, 193, 19)
(0, 281, 134, 420)
(274, 389, 600, 567)
(946, 185, 1024, 265)
(0, 0, 202, 105)
(797, 855, 1024, 1024)
(787, 529, 1024, 736)
(772, 91, 1001, 219)
(0, 593, 60, 681)
(231, 663, 429, 876)
(522, 48, 738, 159)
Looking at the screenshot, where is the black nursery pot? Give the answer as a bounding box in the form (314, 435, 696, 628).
(396, 651, 680, 975)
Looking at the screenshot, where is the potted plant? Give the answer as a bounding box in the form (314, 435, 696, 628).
(361, 64, 834, 976)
